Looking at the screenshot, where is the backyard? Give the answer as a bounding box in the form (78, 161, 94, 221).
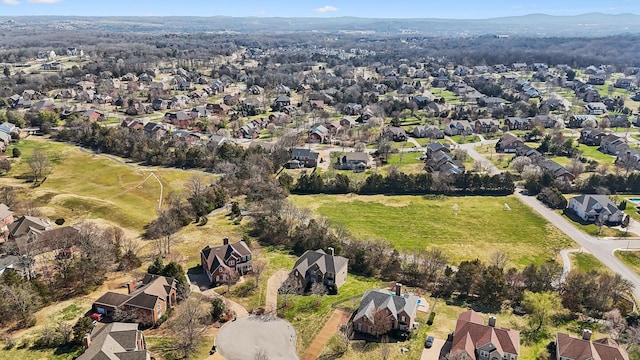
(289, 194, 575, 267)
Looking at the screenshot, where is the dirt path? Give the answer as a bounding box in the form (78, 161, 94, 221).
(300, 309, 351, 360)
(265, 270, 288, 314)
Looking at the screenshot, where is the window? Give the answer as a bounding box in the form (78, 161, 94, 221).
(229, 260, 235, 266)
(400, 315, 406, 322)
(356, 323, 362, 331)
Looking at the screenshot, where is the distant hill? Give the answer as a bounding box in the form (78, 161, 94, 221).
(1, 13, 639, 36)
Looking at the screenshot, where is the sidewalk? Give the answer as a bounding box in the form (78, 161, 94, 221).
(265, 270, 289, 314)
(300, 309, 351, 360)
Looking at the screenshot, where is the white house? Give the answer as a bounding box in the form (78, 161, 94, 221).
(568, 194, 624, 224)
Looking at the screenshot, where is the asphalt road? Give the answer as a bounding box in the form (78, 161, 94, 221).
(516, 190, 640, 300)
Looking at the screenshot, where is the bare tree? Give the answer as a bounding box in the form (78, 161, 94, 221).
(28, 150, 52, 183)
(147, 210, 180, 257)
(171, 297, 207, 359)
(278, 276, 303, 306)
(0, 186, 18, 208)
(490, 250, 509, 269)
(371, 310, 393, 337)
(254, 348, 269, 360)
(567, 158, 585, 177)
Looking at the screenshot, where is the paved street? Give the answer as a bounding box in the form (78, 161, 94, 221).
(516, 191, 640, 300)
(456, 138, 501, 175)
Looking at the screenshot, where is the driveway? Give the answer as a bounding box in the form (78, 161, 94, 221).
(420, 338, 449, 360)
(187, 271, 249, 318)
(265, 270, 289, 314)
(516, 191, 640, 300)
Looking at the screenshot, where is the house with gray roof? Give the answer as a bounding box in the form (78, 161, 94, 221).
(290, 147, 320, 168)
(200, 238, 252, 287)
(77, 322, 150, 360)
(568, 194, 624, 225)
(289, 249, 348, 294)
(92, 274, 177, 326)
(352, 284, 419, 337)
(338, 152, 369, 172)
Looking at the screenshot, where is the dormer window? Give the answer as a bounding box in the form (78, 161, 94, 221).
(229, 260, 235, 266)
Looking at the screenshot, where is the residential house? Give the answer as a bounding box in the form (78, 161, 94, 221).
(308, 125, 329, 143)
(556, 330, 629, 360)
(171, 130, 204, 145)
(444, 120, 473, 136)
(615, 78, 634, 90)
(473, 119, 500, 134)
(288, 249, 348, 294)
(579, 127, 605, 146)
(606, 114, 631, 129)
(477, 97, 505, 112)
(352, 284, 419, 337)
(290, 147, 320, 168)
(539, 159, 575, 182)
(495, 133, 524, 153)
(512, 63, 528, 71)
(425, 142, 449, 157)
(0, 132, 10, 150)
(383, 126, 408, 142)
(338, 152, 369, 172)
(568, 194, 624, 224)
(617, 148, 640, 170)
(588, 74, 606, 85)
(200, 238, 252, 286)
(92, 274, 178, 325)
(66, 47, 81, 56)
(309, 100, 325, 110)
(599, 134, 627, 155)
(7, 215, 53, 246)
(207, 103, 231, 115)
(425, 146, 464, 175)
(339, 117, 358, 129)
(450, 310, 520, 360)
(0, 203, 13, 239)
(273, 95, 291, 110)
(505, 117, 531, 131)
(152, 99, 170, 111)
(343, 103, 363, 116)
(82, 109, 105, 122)
(142, 122, 167, 139)
(274, 84, 290, 95)
(210, 80, 225, 94)
(359, 108, 375, 123)
(531, 115, 559, 129)
(585, 102, 608, 115)
(413, 125, 444, 139)
(30, 98, 55, 113)
(568, 115, 598, 129)
(77, 322, 150, 360)
(163, 111, 193, 129)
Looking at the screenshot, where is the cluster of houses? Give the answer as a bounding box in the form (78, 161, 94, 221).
(496, 133, 575, 182)
(422, 142, 464, 175)
(578, 126, 640, 171)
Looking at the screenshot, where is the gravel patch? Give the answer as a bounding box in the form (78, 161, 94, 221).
(216, 315, 298, 360)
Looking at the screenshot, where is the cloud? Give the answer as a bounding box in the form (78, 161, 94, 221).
(313, 5, 339, 13)
(27, 0, 63, 3)
(2, 0, 20, 5)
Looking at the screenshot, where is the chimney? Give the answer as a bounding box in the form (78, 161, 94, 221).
(488, 316, 497, 327)
(582, 329, 592, 341)
(395, 282, 402, 296)
(82, 334, 92, 349)
(223, 237, 229, 245)
(328, 247, 334, 256)
(127, 281, 135, 294)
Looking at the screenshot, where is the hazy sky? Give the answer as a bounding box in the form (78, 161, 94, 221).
(1, 0, 639, 18)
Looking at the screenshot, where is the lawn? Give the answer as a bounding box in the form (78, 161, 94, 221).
(3, 137, 216, 232)
(615, 251, 640, 276)
(575, 144, 616, 164)
(289, 195, 575, 267)
(562, 211, 630, 237)
(570, 252, 610, 273)
(384, 153, 423, 166)
(450, 135, 481, 144)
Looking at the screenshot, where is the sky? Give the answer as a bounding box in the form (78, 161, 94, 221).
(1, 0, 640, 18)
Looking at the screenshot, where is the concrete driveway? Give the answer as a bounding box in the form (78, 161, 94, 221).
(420, 338, 448, 360)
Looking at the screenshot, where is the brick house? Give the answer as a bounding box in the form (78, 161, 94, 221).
(92, 274, 178, 326)
(288, 249, 348, 294)
(200, 238, 252, 287)
(351, 283, 419, 337)
(0, 203, 14, 239)
(556, 330, 629, 360)
(450, 310, 520, 360)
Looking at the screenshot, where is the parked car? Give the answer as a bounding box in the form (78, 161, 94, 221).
(89, 312, 103, 321)
(425, 335, 434, 348)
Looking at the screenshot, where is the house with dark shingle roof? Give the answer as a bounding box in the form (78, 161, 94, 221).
(0, 203, 14, 237)
(568, 194, 624, 225)
(289, 249, 348, 294)
(450, 310, 520, 360)
(200, 238, 252, 287)
(495, 133, 524, 153)
(556, 330, 629, 360)
(77, 322, 150, 360)
(92, 274, 177, 326)
(351, 284, 419, 337)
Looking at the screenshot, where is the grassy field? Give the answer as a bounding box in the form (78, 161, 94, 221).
(2, 137, 216, 232)
(570, 252, 610, 273)
(575, 144, 616, 164)
(615, 251, 640, 276)
(289, 195, 575, 267)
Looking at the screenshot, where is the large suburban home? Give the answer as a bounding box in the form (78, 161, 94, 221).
(579, 127, 605, 146)
(504, 117, 531, 131)
(444, 120, 473, 136)
(599, 134, 628, 155)
(77, 322, 150, 360)
(495, 133, 524, 153)
(289, 147, 320, 168)
(7, 215, 53, 245)
(556, 330, 629, 360)
(308, 125, 329, 143)
(568, 194, 624, 224)
(288, 249, 348, 294)
(200, 238, 252, 287)
(413, 125, 444, 139)
(92, 274, 177, 326)
(539, 159, 575, 182)
(473, 119, 500, 134)
(338, 152, 369, 172)
(585, 102, 608, 115)
(568, 115, 598, 129)
(352, 283, 419, 338)
(450, 310, 520, 360)
(383, 126, 408, 142)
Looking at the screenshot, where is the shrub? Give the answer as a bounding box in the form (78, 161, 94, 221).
(54, 218, 65, 225)
(427, 312, 436, 325)
(12, 148, 20, 158)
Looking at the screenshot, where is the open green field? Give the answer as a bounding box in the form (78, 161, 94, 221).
(289, 195, 575, 267)
(570, 252, 610, 273)
(3, 138, 216, 231)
